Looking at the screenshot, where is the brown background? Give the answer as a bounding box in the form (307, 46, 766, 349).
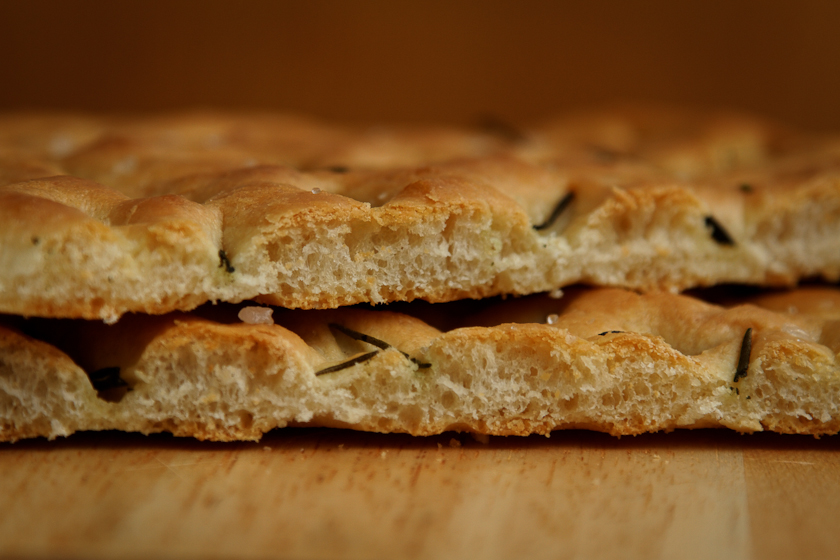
(1, 0, 839, 129)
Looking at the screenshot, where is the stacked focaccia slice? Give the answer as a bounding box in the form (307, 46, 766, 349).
(3, 287, 840, 441)
(1, 107, 839, 441)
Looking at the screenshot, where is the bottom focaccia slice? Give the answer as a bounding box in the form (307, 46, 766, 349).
(1, 286, 839, 442)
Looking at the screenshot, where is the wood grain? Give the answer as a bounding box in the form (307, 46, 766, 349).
(0, 429, 837, 560)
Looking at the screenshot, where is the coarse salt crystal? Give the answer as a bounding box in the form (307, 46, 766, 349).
(546, 313, 559, 325)
(781, 323, 814, 342)
(238, 306, 274, 325)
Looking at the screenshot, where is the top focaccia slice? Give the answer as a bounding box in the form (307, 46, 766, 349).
(1, 110, 840, 320)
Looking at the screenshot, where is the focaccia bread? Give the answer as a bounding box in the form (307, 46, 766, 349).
(2, 286, 839, 442)
(2, 110, 840, 321)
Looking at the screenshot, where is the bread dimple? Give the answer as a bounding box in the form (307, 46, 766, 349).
(149, 164, 343, 203)
(60, 134, 274, 198)
(0, 180, 225, 321)
(2, 286, 839, 442)
(0, 113, 107, 159)
(310, 124, 508, 170)
(1, 175, 128, 220)
(520, 105, 787, 176)
(0, 156, 66, 188)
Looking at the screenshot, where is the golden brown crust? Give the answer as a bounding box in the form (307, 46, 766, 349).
(2, 286, 839, 442)
(1, 109, 840, 319)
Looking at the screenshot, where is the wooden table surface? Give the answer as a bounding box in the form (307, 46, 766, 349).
(1, 428, 838, 560)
